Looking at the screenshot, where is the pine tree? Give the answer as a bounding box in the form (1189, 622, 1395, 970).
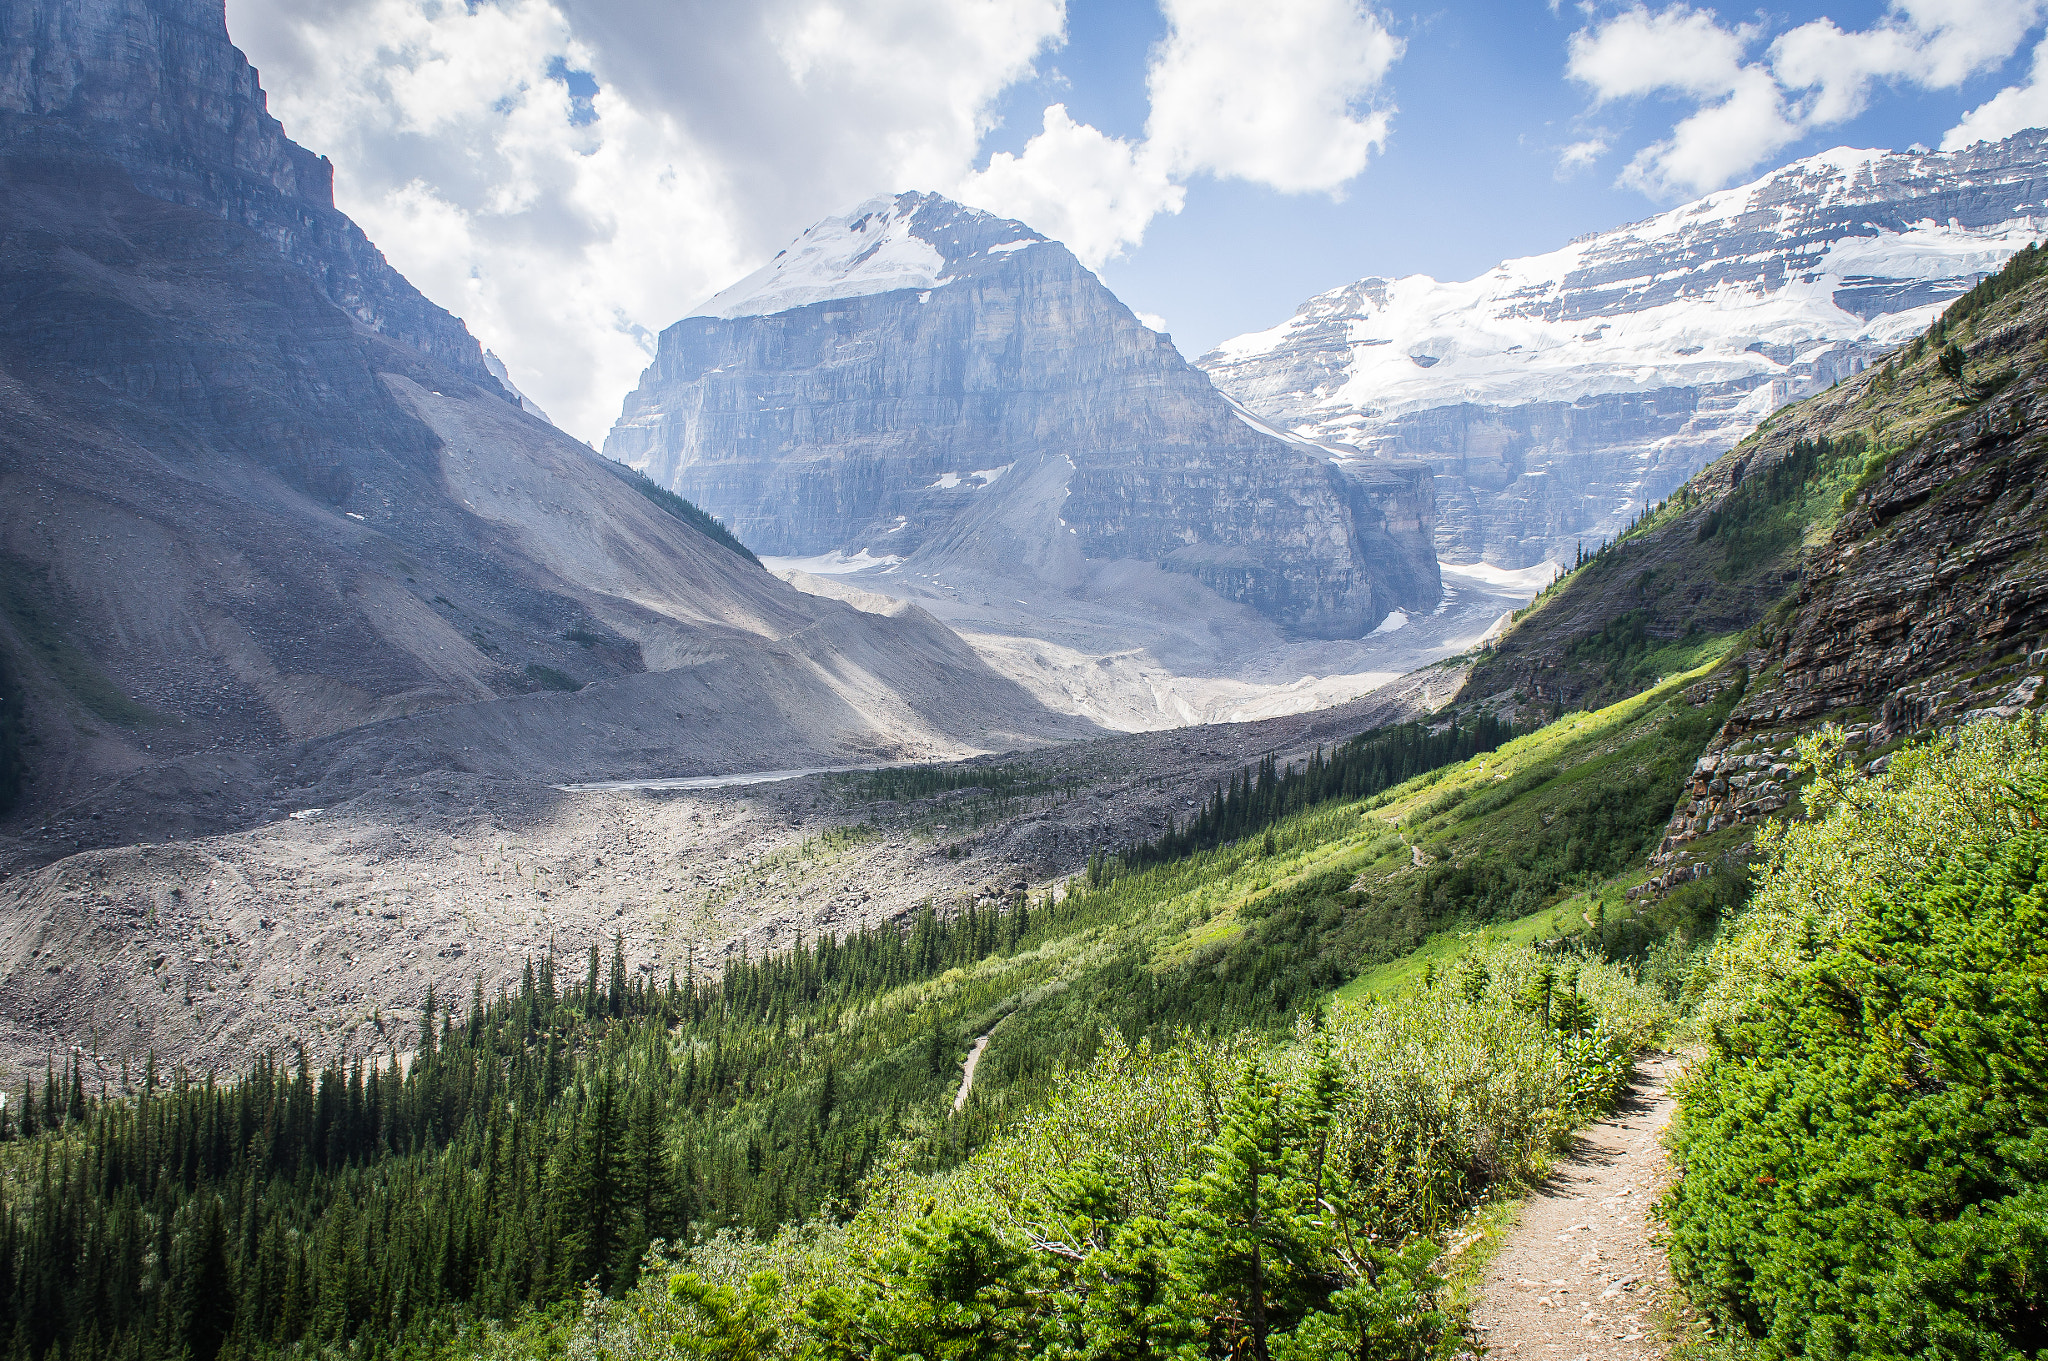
(176, 1196, 235, 1361)
(556, 1070, 629, 1289)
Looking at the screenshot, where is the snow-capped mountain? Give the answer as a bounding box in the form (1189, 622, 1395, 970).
(605, 191, 1440, 645)
(688, 192, 1043, 318)
(0, 0, 1094, 850)
(1201, 132, 2048, 568)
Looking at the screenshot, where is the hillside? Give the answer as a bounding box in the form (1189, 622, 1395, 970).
(0, 0, 1093, 873)
(1464, 240, 2048, 886)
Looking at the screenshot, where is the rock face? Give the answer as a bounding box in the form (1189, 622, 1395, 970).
(0, 0, 501, 388)
(1461, 254, 2048, 891)
(606, 192, 1439, 639)
(1202, 134, 2048, 569)
(0, 0, 1093, 868)
(1653, 334, 2048, 874)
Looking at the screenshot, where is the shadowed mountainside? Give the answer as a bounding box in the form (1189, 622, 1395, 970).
(0, 0, 1093, 871)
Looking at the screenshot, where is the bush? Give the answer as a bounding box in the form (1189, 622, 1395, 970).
(1664, 724, 2048, 1359)
(1695, 720, 2048, 1030)
(571, 945, 1670, 1360)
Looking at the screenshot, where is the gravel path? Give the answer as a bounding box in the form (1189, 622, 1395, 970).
(1471, 1053, 1683, 1360)
(953, 1031, 993, 1113)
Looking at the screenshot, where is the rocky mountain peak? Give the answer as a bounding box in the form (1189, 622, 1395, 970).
(608, 189, 1442, 648)
(0, 0, 502, 388)
(1203, 129, 2048, 570)
(689, 190, 1048, 320)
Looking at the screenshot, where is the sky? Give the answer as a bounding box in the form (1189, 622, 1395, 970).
(223, 0, 2048, 442)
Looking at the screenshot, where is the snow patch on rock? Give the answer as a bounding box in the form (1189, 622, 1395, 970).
(689, 195, 946, 320)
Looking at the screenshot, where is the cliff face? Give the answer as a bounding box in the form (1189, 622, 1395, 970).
(1203, 133, 2048, 570)
(606, 193, 1440, 639)
(0, 0, 499, 386)
(1653, 320, 2048, 878)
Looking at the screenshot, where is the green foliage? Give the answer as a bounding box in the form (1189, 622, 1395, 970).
(525, 663, 582, 692)
(1121, 716, 1518, 873)
(1932, 239, 2047, 337)
(1559, 614, 1738, 708)
(666, 1272, 784, 1360)
(0, 683, 1713, 1361)
(1593, 859, 1753, 971)
(1694, 435, 1869, 580)
(1664, 753, 2048, 1358)
(583, 950, 1667, 1361)
(0, 891, 1103, 1361)
(1696, 720, 2048, 1030)
(622, 468, 760, 564)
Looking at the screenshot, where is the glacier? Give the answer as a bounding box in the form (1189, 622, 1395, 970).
(1201, 132, 2048, 567)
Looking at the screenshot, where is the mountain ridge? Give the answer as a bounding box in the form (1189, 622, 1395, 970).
(0, 0, 1094, 870)
(1455, 238, 2048, 892)
(1202, 131, 2048, 569)
(606, 189, 1442, 644)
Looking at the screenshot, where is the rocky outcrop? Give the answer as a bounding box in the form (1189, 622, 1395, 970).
(1203, 133, 2048, 569)
(0, 0, 502, 388)
(606, 192, 1440, 639)
(1655, 385, 2048, 868)
(1452, 248, 2048, 894)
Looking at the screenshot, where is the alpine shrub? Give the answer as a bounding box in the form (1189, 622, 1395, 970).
(1664, 790, 2048, 1358)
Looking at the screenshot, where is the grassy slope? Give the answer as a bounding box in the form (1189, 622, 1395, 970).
(1459, 268, 2038, 715)
(916, 651, 1738, 1115)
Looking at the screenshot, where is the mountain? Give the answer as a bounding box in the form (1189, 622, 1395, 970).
(483, 350, 553, 424)
(1458, 241, 2048, 889)
(604, 192, 1465, 728)
(0, 0, 1090, 867)
(606, 192, 1439, 641)
(0, 0, 505, 391)
(1201, 133, 2048, 570)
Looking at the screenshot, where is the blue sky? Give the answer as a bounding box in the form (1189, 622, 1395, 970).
(230, 0, 2048, 439)
(977, 0, 2048, 357)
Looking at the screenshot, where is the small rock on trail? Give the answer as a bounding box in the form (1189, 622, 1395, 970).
(1470, 1052, 1682, 1359)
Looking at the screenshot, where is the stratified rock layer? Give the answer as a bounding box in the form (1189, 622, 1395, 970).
(607, 193, 1439, 639)
(1655, 366, 2048, 874)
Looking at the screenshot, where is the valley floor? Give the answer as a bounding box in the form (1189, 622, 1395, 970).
(769, 554, 1539, 730)
(0, 668, 1463, 1076)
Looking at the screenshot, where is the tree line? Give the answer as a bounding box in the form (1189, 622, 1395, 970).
(0, 889, 1086, 1361)
(1114, 716, 1517, 877)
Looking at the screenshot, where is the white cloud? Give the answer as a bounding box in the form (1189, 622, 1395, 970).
(1145, 0, 1401, 193)
(956, 105, 1183, 268)
(228, 0, 1066, 441)
(1946, 35, 2048, 145)
(226, 0, 1403, 442)
(1621, 67, 1801, 196)
(1555, 137, 1610, 176)
(960, 0, 1404, 265)
(1568, 1, 2048, 198)
(1567, 5, 1750, 100)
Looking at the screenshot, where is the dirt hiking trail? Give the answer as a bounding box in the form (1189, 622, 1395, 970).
(1470, 1052, 1683, 1359)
